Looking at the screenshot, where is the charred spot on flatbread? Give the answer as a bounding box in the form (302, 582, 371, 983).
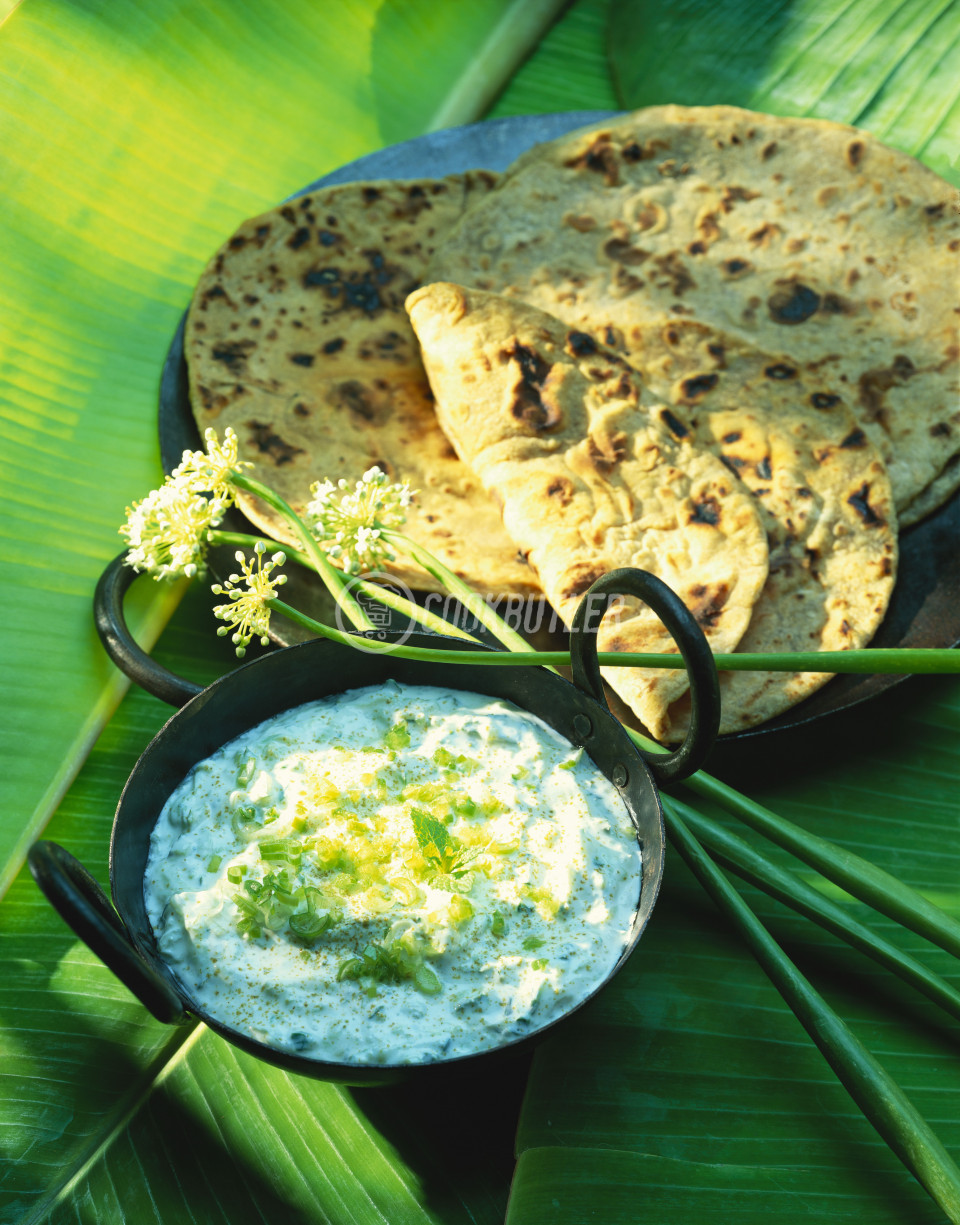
(688, 581, 730, 628)
(811, 392, 841, 409)
(246, 421, 305, 466)
(545, 476, 576, 506)
(564, 133, 621, 186)
(677, 372, 719, 402)
(768, 280, 821, 324)
(688, 495, 722, 526)
(561, 563, 609, 602)
(503, 342, 562, 432)
(567, 330, 599, 357)
(660, 408, 690, 438)
(847, 482, 883, 525)
(210, 339, 257, 372)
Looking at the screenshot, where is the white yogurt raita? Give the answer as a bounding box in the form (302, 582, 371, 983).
(143, 681, 641, 1065)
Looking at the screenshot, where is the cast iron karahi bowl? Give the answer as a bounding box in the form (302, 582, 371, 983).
(29, 563, 720, 1086)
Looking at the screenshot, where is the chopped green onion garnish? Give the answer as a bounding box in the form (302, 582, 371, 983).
(531, 959, 548, 971)
(384, 720, 411, 750)
(491, 911, 506, 938)
(259, 840, 291, 862)
(448, 895, 474, 925)
(337, 958, 363, 982)
(271, 885, 300, 908)
(288, 910, 334, 942)
(414, 965, 442, 995)
(522, 936, 546, 951)
(206, 854, 222, 872)
(230, 806, 259, 836)
(236, 757, 257, 787)
(227, 864, 246, 883)
(232, 892, 261, 918)
(452, 795, 478, 818)
(302, 885, 324, 912)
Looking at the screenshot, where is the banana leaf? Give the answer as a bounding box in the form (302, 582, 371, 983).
(502, 2, 960, 1219)
(609, 0, 960, 184)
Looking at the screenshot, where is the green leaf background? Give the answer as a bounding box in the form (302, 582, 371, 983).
(1, 0, 958, 1221)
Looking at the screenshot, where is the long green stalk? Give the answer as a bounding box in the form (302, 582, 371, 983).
(381, 528, 532, 654)
(665, 808, 960, 1224)
(620, 648, 958, 674)
(680, 764, 960, 961)
(668, 796, 960, 1025)
(623, 724, 960, 959)
(218, 526, 960, 674)
(230, 472, 373, 632)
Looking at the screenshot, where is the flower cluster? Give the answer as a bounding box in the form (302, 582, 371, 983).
(305, 466, 414, 575)
(172, 427, 250, 500)
(120, 428, 247, 580)
(212, 542, 288, 657)
(121, 483, 225, 581)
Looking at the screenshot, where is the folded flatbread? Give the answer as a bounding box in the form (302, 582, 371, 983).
(407, 282, 770, 739)
(626, 319, 897, 737)
(427, 105, 960, 520)
(186, 174, 539, 596)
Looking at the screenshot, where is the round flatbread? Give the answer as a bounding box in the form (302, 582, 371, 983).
(186, 173, 539, 596)
(427, 105, 960, 519)
(407, 282, 770, 740)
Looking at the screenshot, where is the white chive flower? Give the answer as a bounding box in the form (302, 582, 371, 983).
(304, 466, 414, 575)
(171, 426, 250, 499)
(121, 481, 228, 581)
(211, 542, 287, 657)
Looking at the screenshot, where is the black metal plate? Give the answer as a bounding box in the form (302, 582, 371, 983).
(158, 111, 960, 738)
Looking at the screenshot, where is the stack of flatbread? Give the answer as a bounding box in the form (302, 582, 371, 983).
(186, 105, 960, 740)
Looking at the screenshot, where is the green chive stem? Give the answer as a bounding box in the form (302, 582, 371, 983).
(229, 471, 373, 633)
(623, 648, 959, 674)
(216, 522, 959, 675)
(380, 528, 532, 655)
(668, 796, 960, 1024)
(681, 764, 960, 961)
(623, 725, 960, 960)
(665, 808, 960, 1223)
